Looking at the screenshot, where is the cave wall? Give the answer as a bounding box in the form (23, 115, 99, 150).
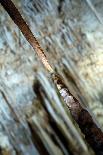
(0, 0, 103, 154)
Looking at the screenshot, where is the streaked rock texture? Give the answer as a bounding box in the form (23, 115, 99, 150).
(0, 0, 103, 154)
